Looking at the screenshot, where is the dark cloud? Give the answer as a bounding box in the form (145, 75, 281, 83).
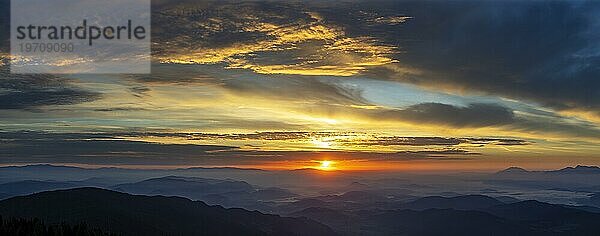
(338, 1, 600, 117)
(511, 115, 600, 139)
(0, 0, 8, 52)
(395, 149, 479, 159)
(0, 131, 235, 166)
(366, 102, 600, 138)
(377, 103, 515, 127)
(0, 1, 97, 111)
(0, 65, 100, 110)
(221, 75, 366, 105)
(93, 107, 148, 112)
(151, 1, 310, 57)
(340, 137, 530, 147)
(128, 64, 217, 85)
(466, 138, 530, 146)
(131, 64, 367, 105)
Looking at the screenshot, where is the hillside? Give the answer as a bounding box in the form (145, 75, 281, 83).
(0, 188, 335, 236)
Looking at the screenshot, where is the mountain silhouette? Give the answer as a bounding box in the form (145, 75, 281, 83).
(111, 176, 296, 211)
(496, 165, 600, 175)
(0, 188, 336, 236)
(497, 167, 529, 174)
(112, 176, 254, 198)
(552, 165, 600, 174)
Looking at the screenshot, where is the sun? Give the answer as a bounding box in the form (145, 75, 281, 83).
(317, 160, 336, 171)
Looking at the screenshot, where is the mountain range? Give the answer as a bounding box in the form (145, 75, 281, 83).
(291, 195, 600, 235)
(1, 164, 600, 235)
(0, 188, 335, 236)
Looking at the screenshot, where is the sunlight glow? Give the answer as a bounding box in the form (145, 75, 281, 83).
(317, 160, 336, 171)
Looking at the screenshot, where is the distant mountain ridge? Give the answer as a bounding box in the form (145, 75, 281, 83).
(0, 180, 80, 200)
(112, 175, 255, 196)
(0, 164, 271, 188)
(497, 165, 600, 175)
(0, 164, 263, 172)
(111, 176, 297, 210)
(497, 167, 529, 174)
(553, 165, 600, 174)
(489, 165, 600, 193)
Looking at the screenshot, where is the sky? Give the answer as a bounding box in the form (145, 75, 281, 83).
(0, 0, 599, 171)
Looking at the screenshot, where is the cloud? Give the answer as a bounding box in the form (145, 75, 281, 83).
(129, 64, 368, 106)
(93, 107, 148, 112)
(342, 1, 600, 120)
(1, 0, 598, 145)
(151, 1, 398, 76)
(146, 1, 600, 139)
(128, 64, 217, 85)
(221, 75, 366, 105)
(394, 149, 479, 159)
(293, 100, 600, 139)
(0, 0, 7, 52)
(340, 136, 530, 147)
(360, 102, 600, 139)
(0, 63, 100, 110)
(0, 131, 236, 166)
(0, 131, 481, 166)
(122, 131, 528, 145)
(377, 103, 515, 127)
(510, 115, 600, 139)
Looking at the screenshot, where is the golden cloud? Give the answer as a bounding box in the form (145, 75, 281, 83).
(155, 10, 400, 76)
